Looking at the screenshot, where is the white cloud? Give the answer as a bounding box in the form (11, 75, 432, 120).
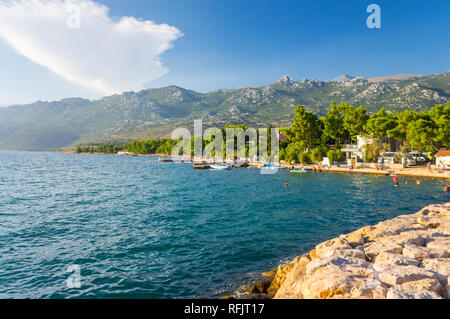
(0, 0, 182, 95)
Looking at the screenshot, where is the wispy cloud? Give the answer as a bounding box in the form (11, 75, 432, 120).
(0, 0, 182, 95)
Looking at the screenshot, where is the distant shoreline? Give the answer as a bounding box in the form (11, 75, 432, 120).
(61, 150, 450, 180)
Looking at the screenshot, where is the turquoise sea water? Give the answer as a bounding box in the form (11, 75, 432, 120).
(0, 151, 448, 299)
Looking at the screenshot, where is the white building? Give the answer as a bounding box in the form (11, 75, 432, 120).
(435, 150, 450, 170)
(341, 135, 375, 162)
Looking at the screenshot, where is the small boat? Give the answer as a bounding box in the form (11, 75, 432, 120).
(210, 163, 232, 170)
(234, 162, 250, 168)
(260, 163, 281, 172)
(289, 167, 310, 173)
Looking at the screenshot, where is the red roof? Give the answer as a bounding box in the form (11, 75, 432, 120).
(436, 150, 450, 157)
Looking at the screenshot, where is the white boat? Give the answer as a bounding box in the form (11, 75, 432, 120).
(210, 163, 232, 170)
(260, 163, 281, 173)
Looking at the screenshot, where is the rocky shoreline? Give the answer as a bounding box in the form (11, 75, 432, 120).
(235, 202, 450, 299)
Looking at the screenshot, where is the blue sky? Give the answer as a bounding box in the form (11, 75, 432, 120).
(0, 0, 449, 105)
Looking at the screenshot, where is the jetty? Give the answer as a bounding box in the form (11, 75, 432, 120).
(193, 162, 210, 169)
(159, 158, 175, 163)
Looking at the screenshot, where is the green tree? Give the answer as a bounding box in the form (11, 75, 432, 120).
(362, 143, 381, 163)
(311, 145, 327, 163)
(365, 108, 397, 138)
(428, 102, 450, 149)
(321, 102, 346, 146)
(406, 114, 439, 151)
(387, 110, 418, 142)
(298, 152, 311, 165)
(327, 149, 344, 165)
(340, 103, 368, 142)
(291, 105, 321, 152)
(284, 142, 302, 163)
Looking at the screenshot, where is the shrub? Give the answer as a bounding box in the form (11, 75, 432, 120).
(335, 149, 344, 162)
(284, 143, 301, 163)
(311, 145, 327, 163)
(327, 150, 336, 165)
(327, 149, 344, 165)
(298, 152, 311, 165)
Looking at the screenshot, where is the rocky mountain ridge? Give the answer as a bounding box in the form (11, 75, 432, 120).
(0, 71, 448, 150)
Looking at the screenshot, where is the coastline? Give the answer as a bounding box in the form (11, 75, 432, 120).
(304, 165, 450, 180)
(234, 202, 450, 299)
(63, 150, 450, 180)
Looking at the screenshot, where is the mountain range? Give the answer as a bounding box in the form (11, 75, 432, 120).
(0, 71, 449, 151)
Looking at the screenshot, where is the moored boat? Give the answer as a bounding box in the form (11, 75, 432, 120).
(289, 167, 310, 173)
(210, 163, 232, 170)
(233, 162, 250, 168)
(260, 163, 281, 173)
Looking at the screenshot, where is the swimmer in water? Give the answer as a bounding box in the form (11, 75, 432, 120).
(416, 180, 421, 185)
(444, 184, 450, 192)
(285, 182, 289, 188)
(405, 179, 409, 185)
(394, 182, 399, 187)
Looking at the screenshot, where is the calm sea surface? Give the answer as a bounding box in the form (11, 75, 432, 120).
(0, 151, 448, 298)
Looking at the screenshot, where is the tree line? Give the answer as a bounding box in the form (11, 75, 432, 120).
(76, 101, 449, 164)
(280, 101, 449, 164)
(76, 139, 177, 155)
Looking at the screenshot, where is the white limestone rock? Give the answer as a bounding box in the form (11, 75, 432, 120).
(387, 287, 443, 299)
